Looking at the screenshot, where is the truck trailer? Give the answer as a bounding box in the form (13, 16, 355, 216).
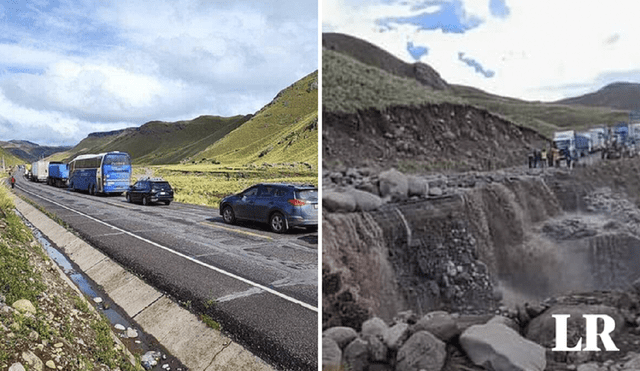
(47, 162, 69, 188)
(30, 160, 49, 182)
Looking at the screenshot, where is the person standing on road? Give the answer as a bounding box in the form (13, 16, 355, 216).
(10, 176, 15, 189)
(540, 148, 547, 168)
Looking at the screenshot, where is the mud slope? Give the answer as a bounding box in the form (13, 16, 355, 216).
(323, 103, 549, 173)
(323, 159, 640, 331)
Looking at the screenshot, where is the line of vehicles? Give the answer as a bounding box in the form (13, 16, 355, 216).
(21, 151, 318, 233)
(552, 119, 640, 163)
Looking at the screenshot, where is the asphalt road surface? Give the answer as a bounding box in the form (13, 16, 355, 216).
(12, 172, 318, 371)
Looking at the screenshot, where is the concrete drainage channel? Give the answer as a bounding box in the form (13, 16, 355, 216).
(17, 209, 186, 371)
(11, 194, 274, 371)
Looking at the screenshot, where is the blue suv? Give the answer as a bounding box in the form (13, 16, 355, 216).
(220, 183, 318, 233)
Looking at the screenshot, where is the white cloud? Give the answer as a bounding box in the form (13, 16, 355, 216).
(323, 0, 640, 102)
(0, 0, 317, 146)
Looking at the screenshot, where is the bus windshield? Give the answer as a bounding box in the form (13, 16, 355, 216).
(103, 153, 130, 166)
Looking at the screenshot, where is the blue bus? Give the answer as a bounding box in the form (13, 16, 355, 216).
(68, 152, 132, 195)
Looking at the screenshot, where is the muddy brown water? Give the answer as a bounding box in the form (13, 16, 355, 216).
(323, 171, 640, 328)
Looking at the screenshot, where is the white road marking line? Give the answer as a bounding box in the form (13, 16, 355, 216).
(19, 186, 318, 313)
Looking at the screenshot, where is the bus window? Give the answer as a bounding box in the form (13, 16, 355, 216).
(104, 154, 131, 166)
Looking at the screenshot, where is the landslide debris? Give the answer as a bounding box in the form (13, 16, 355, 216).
(323, 157, 640, 371)
(323, 103, 548, 173)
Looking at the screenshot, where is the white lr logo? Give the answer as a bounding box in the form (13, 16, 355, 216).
(552, 314, 619, 351)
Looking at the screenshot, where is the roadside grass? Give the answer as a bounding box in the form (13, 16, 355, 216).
(200, 314, 221, 331)
(132, 163, 318, 208)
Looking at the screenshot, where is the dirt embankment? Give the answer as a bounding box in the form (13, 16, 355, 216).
(323, 103, 548, 173)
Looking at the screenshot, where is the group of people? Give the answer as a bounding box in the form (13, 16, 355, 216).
(529, 146, 573, 169)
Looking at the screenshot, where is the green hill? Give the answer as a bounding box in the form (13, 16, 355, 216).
(58, 115, 251, 165)
(195, 70, 318, 167)
(323, 33, 630, 138)
(0, 147, 26, 168)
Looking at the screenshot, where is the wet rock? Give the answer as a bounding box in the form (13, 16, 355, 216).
(361, 317, 388, 339)
(323, 326, 358, 349)
(412, 311, 459, 342)
(348, 188, 383, 211)
(127, 327, 139, 338)
(9, 363, 26, 371)
(12, 299, 36, 315)
(114, 324, 126, 331)
(379, 168, 408, 201)
(322, 337, 342, 369)
(93, 297, 103, 304)
(383, 322, 409, 350)
(460, 322, 546, 371)
(343, 338, 369, 371)
(368, 335, 388, 362)
(323, 191, 356, 213)
(396, 331, 446, 371)
(407, 176, 428, 197)
(428, 187, 443, 197)
(45, 360, 55, 369)
(141, 351, 162, 370)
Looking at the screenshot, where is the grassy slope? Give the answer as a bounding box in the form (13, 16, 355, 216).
(55, 115, 250, 165)
(450, 85, 629, 138)
(323, 49, 462, 114)
(196, 71, 318, 167)
(0, 147, 27, 167)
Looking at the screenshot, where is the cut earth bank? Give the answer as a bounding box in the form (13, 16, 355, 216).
(323, 157, 640, 371)
(0, 185, 273, 371)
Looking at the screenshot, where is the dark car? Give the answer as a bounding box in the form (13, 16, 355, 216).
(126, 177, 174, 205)
(220, 183, 318, 233)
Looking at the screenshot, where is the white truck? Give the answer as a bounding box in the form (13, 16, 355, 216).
(30, 159, 49, 182)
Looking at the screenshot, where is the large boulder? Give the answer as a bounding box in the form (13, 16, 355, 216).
(323, 191, 356, 213)
(322, 337, 342, 369)
(378, 168, 408, 201)
(348, 188, 383, 211)
(343, 338, 370, 371)
(460, 322, 546, 371)
(323, 326, 358, 349)
(407, 176, 429, 197)
(396, 331, 446, 371)
(383, 322, 410, 351)
(412, 311, 459, 342)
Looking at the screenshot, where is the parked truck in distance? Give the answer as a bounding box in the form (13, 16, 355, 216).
(47, 162, 69, 188)
(30, 159, 49, 182)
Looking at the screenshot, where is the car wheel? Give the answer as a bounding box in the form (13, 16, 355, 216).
(222, 206, 236, 224)
(126, 193, 132, 203)
(143, 196, 149, 206)
(269, 212, 286, 233)
(164, 201, 171, 205)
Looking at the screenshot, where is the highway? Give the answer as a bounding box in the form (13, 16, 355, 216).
(12, 172, 318, 371)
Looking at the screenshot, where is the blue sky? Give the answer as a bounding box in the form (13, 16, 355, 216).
(0, 0, 318, 146)
(323, 0, 640, 102)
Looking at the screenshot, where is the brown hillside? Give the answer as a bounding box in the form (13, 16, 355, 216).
(555, 82, 640, 111)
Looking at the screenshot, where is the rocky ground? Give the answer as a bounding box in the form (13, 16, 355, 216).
(0, 186, 176, 371)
